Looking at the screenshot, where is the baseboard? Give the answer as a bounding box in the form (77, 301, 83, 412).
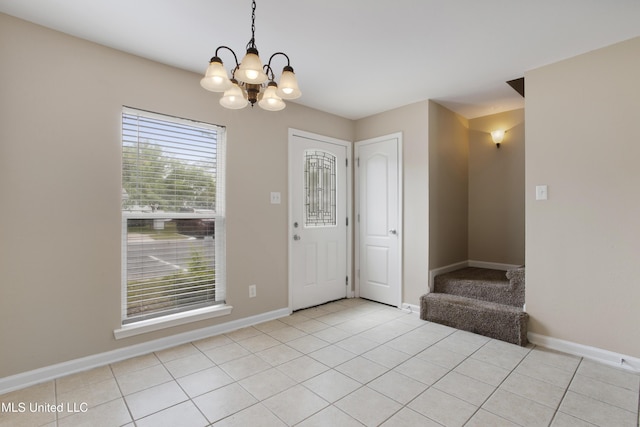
(0, 307, 291, 395)
(528, 332, 640, 373)
(401, 303, 420, 316)
(467, 260, 521, 271)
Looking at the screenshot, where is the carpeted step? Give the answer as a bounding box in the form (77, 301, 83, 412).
(434, 267, 524, 307)
(420, 292, 528, 346)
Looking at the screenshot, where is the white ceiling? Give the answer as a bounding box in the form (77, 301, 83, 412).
(2, 0, 639, 120)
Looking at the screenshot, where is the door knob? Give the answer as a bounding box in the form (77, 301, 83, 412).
(389, 229, 397, 235)
(293, 234, 301, 241)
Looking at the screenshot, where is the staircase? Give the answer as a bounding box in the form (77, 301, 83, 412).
(420, 267, 528, 346)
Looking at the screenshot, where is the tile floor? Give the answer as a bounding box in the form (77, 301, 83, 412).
(1, 298, 639, 427)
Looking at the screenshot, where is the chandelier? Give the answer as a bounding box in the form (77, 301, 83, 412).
(200, 0, 301, 111)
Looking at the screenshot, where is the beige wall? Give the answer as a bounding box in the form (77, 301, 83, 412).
(0, 14, 354, 377)
(468, 109, 525, 265)
(526, 37, 640, 357)
(428, 101, 469, 269)
(354, 101, 430, 306)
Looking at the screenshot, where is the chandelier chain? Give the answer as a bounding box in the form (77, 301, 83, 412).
(247, 0, 257, 50)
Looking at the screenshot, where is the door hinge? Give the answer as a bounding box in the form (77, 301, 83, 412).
(346, 158, 348, 167)
(346, 217, 349, 226)
(357, 157, 360, 167)
(346, 276, 349, 286)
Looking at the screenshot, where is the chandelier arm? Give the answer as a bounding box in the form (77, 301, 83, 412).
(263, 64, 276, 82)
(214, 46, 241, 68)
(266, 52, 291, 69)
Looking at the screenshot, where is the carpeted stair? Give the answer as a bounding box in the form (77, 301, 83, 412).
(420, 267, 528, 346)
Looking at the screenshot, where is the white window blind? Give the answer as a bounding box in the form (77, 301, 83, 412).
(121, 107, 226, 324)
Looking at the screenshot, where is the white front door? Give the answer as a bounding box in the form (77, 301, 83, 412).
(356, 134, 402, 307)
(289, 130, 350, 310)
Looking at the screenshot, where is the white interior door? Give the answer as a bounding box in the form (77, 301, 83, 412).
(289, 130, 350, 310)
(356, 134, 402, 307)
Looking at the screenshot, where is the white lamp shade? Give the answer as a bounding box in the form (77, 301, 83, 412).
(258, 83, 285, 111)
(276, 68, 301, 99)
(235, 50, 268, 84)
(220, 81, 248, 109)
(491, 130, 505, 144)
(200, 60, 232, 92)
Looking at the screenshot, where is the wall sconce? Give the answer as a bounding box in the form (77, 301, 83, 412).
(491, 130, 505, 148)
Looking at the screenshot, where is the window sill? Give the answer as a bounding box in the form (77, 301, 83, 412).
(113, 305, 233, 340)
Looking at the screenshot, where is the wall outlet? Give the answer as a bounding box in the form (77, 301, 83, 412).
(249, 284, 257, 298)
(270, 192, 281, 204)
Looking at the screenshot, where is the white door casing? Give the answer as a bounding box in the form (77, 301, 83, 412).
(356, 133, 402, 307)
(289, 129, 352, 311)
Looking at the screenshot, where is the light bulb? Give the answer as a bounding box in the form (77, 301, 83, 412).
(245, 69, 259, 81)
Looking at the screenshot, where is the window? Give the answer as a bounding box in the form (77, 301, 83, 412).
(121, 107, 226, 327)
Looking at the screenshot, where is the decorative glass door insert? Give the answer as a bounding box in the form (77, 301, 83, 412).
(304, 150, 336, 227)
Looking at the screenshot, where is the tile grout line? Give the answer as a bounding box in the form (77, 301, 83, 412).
(460, 339, 522, 426)
(553, 357, 640, 420)
(53, 377, 59, 426)
(284, 303, 408, 425)
(107, 363, 135, 426)
(546, 357, 583, 426)
(148, 301, 362, 425)
(159, 343, 215, 426)
(245, 301, 374, 425)
(437, 336, 534, 426)
(474, 345, 584, 427)
(367, 325, 477, 426)
(261, 302, 437, 426)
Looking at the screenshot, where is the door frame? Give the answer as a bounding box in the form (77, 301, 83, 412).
(288, 128, 353, 311)
(355, 132, 403, 307)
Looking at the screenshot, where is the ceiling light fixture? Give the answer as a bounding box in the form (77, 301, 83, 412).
(200, 0, 301, 111)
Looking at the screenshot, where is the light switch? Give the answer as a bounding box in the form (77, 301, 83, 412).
(536, 185, 548, 201)
(270, 192, 281, 204)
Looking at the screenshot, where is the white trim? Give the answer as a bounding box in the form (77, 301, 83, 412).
(528, 332, 640, 373)
(401, 303, 421, 316)
(122, 106, 223, 132)
(354, 132, 404, 308)
(121, 212, 220, 219)
(346, 135, 353, 301)
(287, 129, 353, 310)
(468, 260, 521, 271)
(113, 304, 233, 339)
(1, 307, 291, 395)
